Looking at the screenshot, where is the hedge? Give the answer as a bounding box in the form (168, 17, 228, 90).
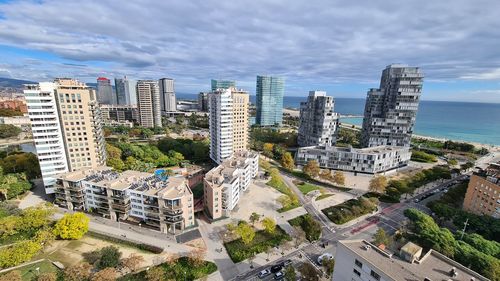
(87, 231, 163, 254)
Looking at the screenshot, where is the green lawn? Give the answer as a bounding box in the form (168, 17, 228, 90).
(297, 182, 320, 195)
(224, 226, 291, 263)
(1, 260, 60, 281)
(119, 257, 217, 281)
(267, 175, 300, 212)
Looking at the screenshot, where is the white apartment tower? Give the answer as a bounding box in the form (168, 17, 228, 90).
(298, 91, 339, 147)
(136, 80, 162, 128)
(159, 78, 176, 112)
(208, 87, 249, 164)
(24, 82, 69, 193)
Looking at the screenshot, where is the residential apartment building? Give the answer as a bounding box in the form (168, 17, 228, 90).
(96, 77, 115, 104)
(463, 162, 500, 218)
(361, 64, 424, 148)
(256, 75, 285, 126)
(203, 151, 258, 220)
(55, 167, 195, 234)
(198, 92, 209, 111)
(295, 145, 410, 174)
(208, 87, 249, 164)
(298, 91, 339, 147)
(0, 97, 28, 113)
(333, 239, 488, 281)
(115, 76, 136, 105)
(24, 79, 107, 194)
(159, 78, 176, 112)
(210, 79, 235, 92)
(100, 104, 139, 127)
(136, 80, 162, 128)
(24, 82, 69, 193)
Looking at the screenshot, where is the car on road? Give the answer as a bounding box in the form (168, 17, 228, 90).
(258, 269, 271, 279)
(317, 253, 334, 265)
(274, 271, 284, 280)
(271, 264, 283, 273)
(414, 198, 420, 203)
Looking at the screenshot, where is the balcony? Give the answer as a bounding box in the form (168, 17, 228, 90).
(145, 213, 160, 221)
(111, 203, 130, 213)
(162, 205, 183, 216)
(69, 197, 85, 203)
(163, 215, 183, 223)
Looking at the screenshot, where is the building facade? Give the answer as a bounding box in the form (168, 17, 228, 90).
(96, 77, 115, 104)
(159, 78, 176, 112)
(211, 79, 235, 92)
(115, 76, 135, 105)
(24, 79, 107, 194)
(203, 151, 258, 220)
(361, 64, 424, 148)
(298, 91, 339, 147)
(295, 145, 410, 174)
(24, 82, 69, 193)
(100, 104, 139, 127)
(208, 87, 249, 164)
(198, 92, 209, 111)
(255, 75, 284, 126)
(55, 167, 195, 234)
(463, 163, 500, 218)
(136, 80, 162, 128)
(333, 239, 488, 281)
(0, 97, 28, 113)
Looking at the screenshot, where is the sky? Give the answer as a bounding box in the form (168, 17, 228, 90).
(0, 0, 500, 102)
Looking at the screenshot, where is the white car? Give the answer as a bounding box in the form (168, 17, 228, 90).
(317, 253, 334, 265)
(258, 269, 271, 279)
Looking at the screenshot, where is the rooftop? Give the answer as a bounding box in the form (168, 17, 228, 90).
(339, 240, 489, 281)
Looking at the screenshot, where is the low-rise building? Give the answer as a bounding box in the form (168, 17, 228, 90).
(0, 115, 31, 130)
(463, 162, 500, 218)
(0, 97, 28, 113)
(333, 239, 489, 281)
(55, 167, 195, 234)
(100, 104, 139, 127)
(204, 151, 258, 220)
(295, 145, 410, 174)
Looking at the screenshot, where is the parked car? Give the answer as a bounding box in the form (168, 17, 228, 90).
(271, 264, 283, 273)
(317, 253, 334, 265)
(282, 259, 292, 267)
(274, 271, 285, 280)
(258, 269, 271, 279)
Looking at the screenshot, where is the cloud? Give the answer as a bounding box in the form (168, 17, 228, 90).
(0, 0, 499, 97)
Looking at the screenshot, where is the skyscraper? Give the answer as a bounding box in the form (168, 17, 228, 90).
(115, 76, 133, 105)
(96, 77, 115, 104)
(298, 91, 339, 147)
(136, 80, 162, 128)
(208, 87, 249, 164)
(361, 64, 423, 147)
(198, 92, 209, 111)
(211, 79, 236, 92)
(159, 78, 176, 112)
(255, 75, 284, 126)
(24, 78, 107, 194)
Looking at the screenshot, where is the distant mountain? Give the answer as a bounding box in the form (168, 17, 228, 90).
(0, 77, 36, 88)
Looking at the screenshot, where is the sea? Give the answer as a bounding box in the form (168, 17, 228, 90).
(177, 93, 500, 146)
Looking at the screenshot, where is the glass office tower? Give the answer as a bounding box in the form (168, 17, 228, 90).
(211, 79, 236, 92)
(255, 75, 285, 126)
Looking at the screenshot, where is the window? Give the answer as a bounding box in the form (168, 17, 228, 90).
(354, 259, 363, 268)
(370, 270, 380, 280)
(353, 269, 361, 276)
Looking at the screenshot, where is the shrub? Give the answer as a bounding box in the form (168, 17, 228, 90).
(96, 246, 122, 270)
(322, 197, 378, 224)
(289, 214, 321, 242)
(53, 212, 89, 240)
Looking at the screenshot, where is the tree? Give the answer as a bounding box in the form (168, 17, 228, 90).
(91, 268, 118, 281)
(96, 246, 122, 270)
(303, 160, 320, 178)
(448, 158, 458, 166)
(0, 215, 19, 238)
(37, 272, 57, 281)
(263, 143, 274, 158)
(146, 267, 165, 281)
(369, 175, 388, 194)
(322, 258, 335, 276)
(261, 217, 276, 234)
(18, 206, 54, 232)
(64, 262, 92, 281)
(0, 152, 41, 180)
(0, 270, 21, 281)
(236, 222, 255, 244)
(373, 228, 391, 246)
(121, 253, 145, 272)
(188, 248, 206, 267)
(53, 212, 90, 239)
(299, 262, 320, 281)
(332, 171, 345, 186)
(284, 265, 296, 281)
(249, 212, 261, 226)
(281, 152, 295, 171)
(0, 124, 21, 138)
(292, 228, 307, 248)
(277, 195, 292, 209)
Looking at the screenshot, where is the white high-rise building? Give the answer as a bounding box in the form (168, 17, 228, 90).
(136, 80, 162, 128)
(209, 88, 233, 164)
(159, 78, 176, 112)
(24, 82, 69, 193)
(298, 91, 339, 147)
